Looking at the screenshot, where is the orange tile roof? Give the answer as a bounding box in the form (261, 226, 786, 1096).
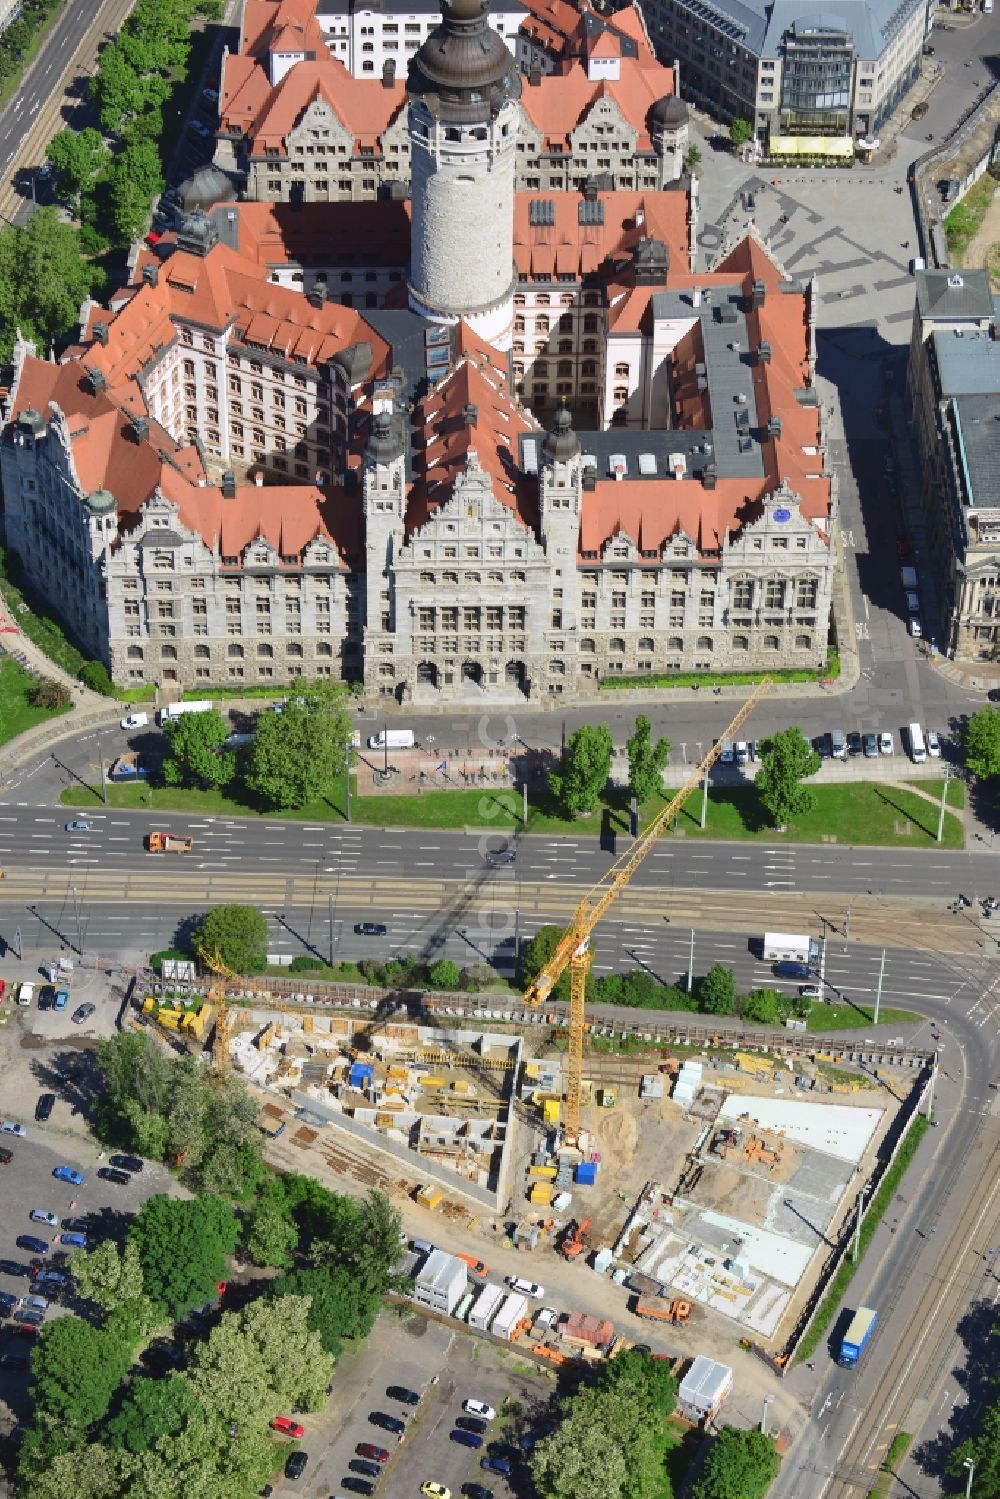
(520, 49, 675, 152)
(513, 190, 688, 281)
(159, 467, 359, 563)
(407, 355, 540, 535)
(217, 198, 413, 270)
(245, 58, 406, 155)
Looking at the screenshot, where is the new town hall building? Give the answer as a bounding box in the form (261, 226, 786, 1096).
(0, 0, 836, 701)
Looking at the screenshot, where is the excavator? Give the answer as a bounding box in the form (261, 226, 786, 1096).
(559, 1216, 592, 1261)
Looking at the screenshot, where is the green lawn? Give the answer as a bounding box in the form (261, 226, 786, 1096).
(60, 773, 966, 849)
(0, 553, 86, 677)
(806, 1002, 920, 1031)
(0, 657, 70, 746)
(601, 650, 840, 692)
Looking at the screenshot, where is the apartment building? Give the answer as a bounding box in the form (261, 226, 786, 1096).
(639, 0, 927, 144)
(906, 267, 1000, 661)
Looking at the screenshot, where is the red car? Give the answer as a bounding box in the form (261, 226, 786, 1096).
(271, 1416, 305, 1439)
(356, 1443, 390, 1463)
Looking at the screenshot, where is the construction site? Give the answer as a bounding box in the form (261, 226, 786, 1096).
(139, 977, 915, 1359)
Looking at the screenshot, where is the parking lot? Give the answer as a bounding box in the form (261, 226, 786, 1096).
(283, 1310, 556, 1499)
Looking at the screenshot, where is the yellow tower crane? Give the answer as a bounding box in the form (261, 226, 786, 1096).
(197, 945, 239, 1069)
(523, 677, 772, 1145)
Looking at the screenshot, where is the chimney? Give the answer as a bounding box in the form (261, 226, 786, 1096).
(142, 263, 159, 288)
(582, 467, 597, 491)
(94, 322, 109, 346)
(767, 416, 782, 439)
(308, 283, 328, 309)
(129, 414, 149, 442)
(528, 62, 542, 86)
(463, 402, 477, 429)
(757, 340, 772, 365)
(86, 367, 107, 395)
(382, 58, 396, 86)
(750, 278, 766, 311)
(254, 470, 264, 487)
(702, 462, 717, 490)
(222, 470, 237, 498)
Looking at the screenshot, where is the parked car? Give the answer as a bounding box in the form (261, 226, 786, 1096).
(271, 1417, 305, 1438)
(71, 1004, 95, 1025)
(202, 87, 219, 102)
(34, 1095, 55, 1122)
(812, 734, 831, 759)
(535, 1307, 558, 1328)
(480, 1457, 513, 1477)
(0, 1146, 12, 1165)
(18, 1309, 44, 1327)
(463, 1486, 494, 1499)
(52, 1166, 83, 1186)
(0, 1352, 29, 1370)
(191, 120, 213, 138)
(59, 1232, 87, 1249)
(506, 1277, 544, 1298)
(926, 730, 942, 758)
(1, 1122, 27, 1137)
(386, 1386, 420, 1406)
(908, 616, 922, 638)
(53, 990, 69, 1010)
(0, 1260, 29, 1276)
(862, 732, 879, 759)
(120, 712, 149, 730)
(109, 1154, 144, 1174)
(911, 100, 929, 120)
(356, 1443, 390, 1463)
(369, 1412, 405, 1435)
(420, 1485, 450, 1499)
(0, 1291, 19, 1315)
(30, 1268, 66, 1287)
(450, 1430, 484, 1450)
(343, 1480, 375, 1497)
(15, 1237, 48, 1256)
(457, 1255, 489, 1280)
(284, 1451, 308, 1480)
(29, 1210, 59, 1228)
(799, 984, 822, 1000)
(879, 731, 895, 756)
(456, 1417, 488, 1436)
(98, 1167, 130, 1185)
(350, 1459, 382, 1479)
(462, 1401, 496, 1421)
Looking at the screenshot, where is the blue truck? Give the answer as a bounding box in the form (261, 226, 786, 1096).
(839, 1306, 877, 1367)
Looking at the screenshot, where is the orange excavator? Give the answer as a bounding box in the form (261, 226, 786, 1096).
(559, 1217, 592, 1260)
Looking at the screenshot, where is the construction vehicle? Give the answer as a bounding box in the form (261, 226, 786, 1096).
(523, 679, 772, 1144)
(145, 831, 193, 853)
(634, 1297, 691, 1324)
(559, 1217, 591, 1261)
(597, 1088, 617, 1109)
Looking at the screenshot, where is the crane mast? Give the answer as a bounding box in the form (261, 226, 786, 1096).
(524, 678, 772, 1144)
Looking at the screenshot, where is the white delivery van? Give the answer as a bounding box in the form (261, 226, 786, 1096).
(367, 729, 416, 750)
(908, 723, 927, 764)
(17, 983, 35, 1006)
(156, 700, 213, 727)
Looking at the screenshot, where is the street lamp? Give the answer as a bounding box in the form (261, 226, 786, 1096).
(963, 1458, 975, 1499)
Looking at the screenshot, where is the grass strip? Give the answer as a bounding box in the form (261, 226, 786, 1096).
(796, 1115, 931, 1362)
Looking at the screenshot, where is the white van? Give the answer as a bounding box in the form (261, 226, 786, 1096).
(156, 700, 212, 727)
(17, 983, 35, 1007)
(908, 722, 927, 764)
(367, 729, 416, 750)
(985, 0, 993, 15)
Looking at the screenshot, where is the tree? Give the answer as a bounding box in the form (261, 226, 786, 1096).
(741, 987, 784, 1025)
(698, 962, 735, 1016)
(189, 1295, 334, 1422)
(313, 1189, 403, 1297)
(532, 1407, 630, 1499)
(70, 1240, 147, 1313)
(550, 724, 613, 816)
(90, 46, 148, 133)
(28, 678, 71, 709)
(193, 903, 269, 975)
(271, 1265, 380, 1357)
(46, 127, 108, 212)
(755, 726, 821, 828)
(18, 1441, 128, 1499)
(692, 1427, 780, 1499)
(626, 715, 671, 807)
(31, 1316, 134, 1431)
(728, 118, 753, 150)
(522, 923, 571, 1004)
(245, 1194, 299, 1269)
(161, 709, 234, 790)
(105, 137, 164, 246)
(93, 1031, 174, 1147)
(245, 683, 352, 809)
(429, 958, 461, 990)
(128, 1194, 239, 1319)
(684, 144, 702, 170)
(0, 209, 106, 361)
(961, 705, 1000, 781)
(103, 1374, 204, 1455)
(79, 660, 114, 695)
